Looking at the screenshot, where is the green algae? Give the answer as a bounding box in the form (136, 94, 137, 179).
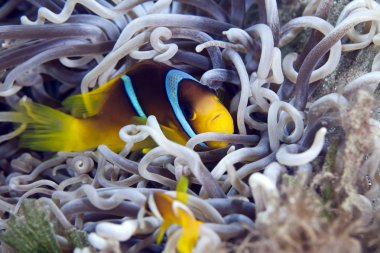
(0, 201, 61, 253)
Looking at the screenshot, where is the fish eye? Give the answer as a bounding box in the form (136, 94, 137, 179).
(182, 104, 197, 121)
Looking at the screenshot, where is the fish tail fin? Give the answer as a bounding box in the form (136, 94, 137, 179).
(17, 100, 83, 151)
(0, 110, 29, 144)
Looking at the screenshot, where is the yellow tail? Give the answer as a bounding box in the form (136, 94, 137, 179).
(17, 100, 85, 151)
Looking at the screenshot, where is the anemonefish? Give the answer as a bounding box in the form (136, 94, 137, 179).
(13, 61, 234, 152)
(146, 176, 201, 253)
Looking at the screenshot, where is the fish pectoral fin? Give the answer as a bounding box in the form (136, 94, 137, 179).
(130, 136, 156, 152)
(160, 125, 188, 146)
(130, 116, 147, 125)
(131, 117, 188, 145)
(156, 121, 188, 145)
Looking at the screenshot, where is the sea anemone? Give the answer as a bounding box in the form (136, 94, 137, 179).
(0, 0, 379, 253)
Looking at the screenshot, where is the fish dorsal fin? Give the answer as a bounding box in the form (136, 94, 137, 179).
(62, 92, 106, 118)
(66, 74, 148, 119)
(62, 74, 122, 118)
(165, 70, 207, 147)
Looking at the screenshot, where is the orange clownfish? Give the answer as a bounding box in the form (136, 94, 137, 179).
(11, 61, 234, 152)
(146, 176, 201, 253)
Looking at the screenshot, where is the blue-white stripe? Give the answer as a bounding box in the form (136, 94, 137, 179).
(165, 69, 207, 147)
(121, 75, 146, 118)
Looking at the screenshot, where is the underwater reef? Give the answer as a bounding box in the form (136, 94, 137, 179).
(0, 0, 379, 252)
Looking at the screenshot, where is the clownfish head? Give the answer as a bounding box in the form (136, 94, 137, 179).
(178, 80, 234, 149)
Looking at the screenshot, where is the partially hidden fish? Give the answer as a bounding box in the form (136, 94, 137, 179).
(11, 61, 234, 152)
(146, 176, 201, 253)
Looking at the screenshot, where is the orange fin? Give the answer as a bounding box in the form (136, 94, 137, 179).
(177, 210, 200, 253)
(156, 221, 170, 244)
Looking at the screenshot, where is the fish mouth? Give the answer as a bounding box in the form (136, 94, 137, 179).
(211, 113, 221, 122)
